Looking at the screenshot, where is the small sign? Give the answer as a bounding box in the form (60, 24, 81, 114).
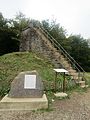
(54, 69, 68, 73)
(24, 75, 36, 89)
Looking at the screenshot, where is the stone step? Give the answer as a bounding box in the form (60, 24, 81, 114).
(68, 67, 73, 70)
(78, 81, 85, 84)
(65, 65, 71, 69)
(60, 57, 65, 61)
(68, 69, 76, 73)
(70, 72, 78, 77)
(62, 63, 69, 67)
(80, 85, 88, 88)
(61, 61, 67, 65)
(76, 81, 85, 87)
(73, 76, 82, 80)
(54, 52, 61, 57)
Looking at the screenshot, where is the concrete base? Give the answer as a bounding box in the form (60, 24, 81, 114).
(0, 94, 48, 111)
(54, 92, 68, 97)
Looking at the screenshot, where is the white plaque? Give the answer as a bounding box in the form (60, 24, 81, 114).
(54, 69, 68, 73)
(24, 75, 36, 89)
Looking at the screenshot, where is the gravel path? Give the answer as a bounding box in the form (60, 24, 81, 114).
(0, 89, 90, 120)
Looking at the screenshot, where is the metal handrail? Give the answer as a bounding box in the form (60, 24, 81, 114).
(35, 25, 85, 76)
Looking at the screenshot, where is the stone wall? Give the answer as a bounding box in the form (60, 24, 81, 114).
(20, 26, 64, 68)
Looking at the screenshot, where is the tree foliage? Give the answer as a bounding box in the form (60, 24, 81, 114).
(68, 35, 90, 71)
(41, 20, 67, 45)
(0, 13, 8, 28)
(12, 12, 30, 31)
(0, 12, 19, 55)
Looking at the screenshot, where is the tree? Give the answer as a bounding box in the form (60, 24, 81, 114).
(0, 12, 8, 28)
(12, 12, 30, 32)
(87, 38, 90, 47)
(0, 12, 19, 55)
(41, 20, 67, 45)
(41, 19, 51, 32)
(68, 35, 90, 71)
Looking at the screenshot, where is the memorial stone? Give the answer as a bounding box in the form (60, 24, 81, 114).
(8, 70, 44, 98)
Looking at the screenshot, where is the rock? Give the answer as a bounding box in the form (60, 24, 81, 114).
(54, 92, 68, 97)
(8, 70, 44, 98)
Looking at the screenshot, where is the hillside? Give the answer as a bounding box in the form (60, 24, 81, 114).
(0, 52, 55, 97)
(0, 52, 90, 98)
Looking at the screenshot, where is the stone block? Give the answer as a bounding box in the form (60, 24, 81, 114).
(0, 94, 48, 110)
(54, 92, 68, 97)
(8, 71, 44, 98)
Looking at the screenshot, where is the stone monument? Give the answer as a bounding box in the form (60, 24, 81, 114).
(0, 70, 48, 110)
(8, 70, 43, 98)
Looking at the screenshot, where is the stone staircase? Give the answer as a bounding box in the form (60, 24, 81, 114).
(34, 25, 87, 88)
(20, 23, 87, 88)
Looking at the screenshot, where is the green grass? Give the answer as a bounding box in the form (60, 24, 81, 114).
(0, 52, 55, 97)
(85, 72, 90, 86)
(0, 52, 90, 100)
(85, 72, 90, 80)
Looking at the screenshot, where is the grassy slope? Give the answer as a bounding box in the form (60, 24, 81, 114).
(0, 52, 90, 98)
(0, 52, 55, 97)
(85, 72, 90, 85)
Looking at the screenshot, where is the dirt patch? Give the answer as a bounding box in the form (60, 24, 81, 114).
(0, 89, 90, 120)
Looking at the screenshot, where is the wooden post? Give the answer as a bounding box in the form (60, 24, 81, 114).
(55, 72, 57, 92)
(63, 72, 66, 92)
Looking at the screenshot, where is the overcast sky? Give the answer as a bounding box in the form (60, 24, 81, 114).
(0, 0, 90, 39)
